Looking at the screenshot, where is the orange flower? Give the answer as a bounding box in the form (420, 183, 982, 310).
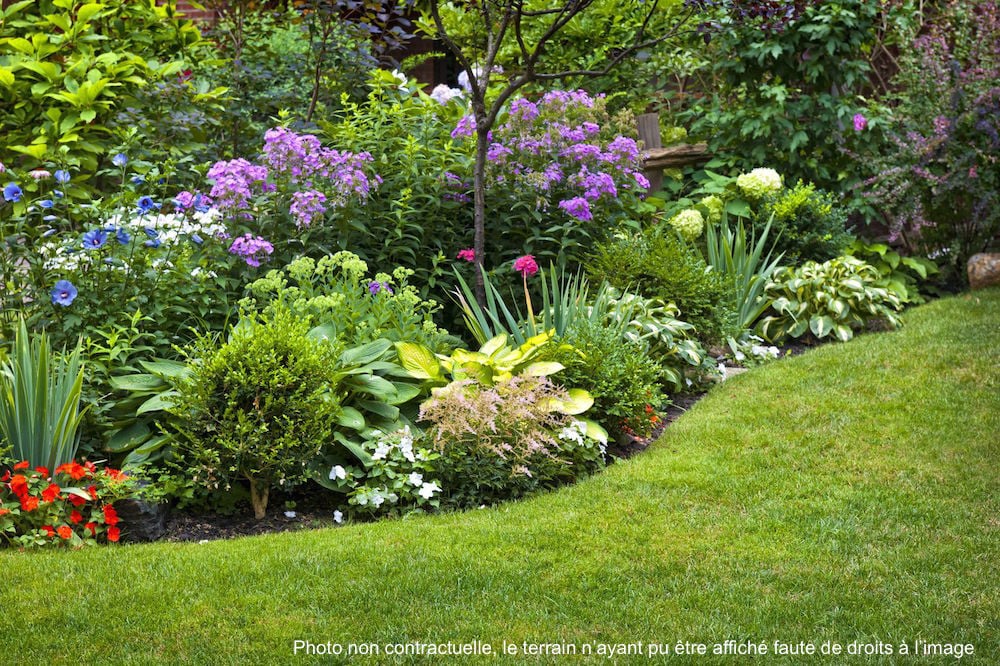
(105, 468, 126, 482)
(13, 460, 29, 470)
(0, 508, 9, 517)
(35, 466, 50, 477)
(70, 510, 83, 524)
(57, 525, 73, 540)
(41, 483, 61, 503)
(56, 462, 88, 480)
(107, 526, 120, 542)
(87, 485, 98, 500)
(9, 474, 28, 497)
(41, 525, 55, 537)
(20, 496, 39, 512)
(103, 505, 119, 526)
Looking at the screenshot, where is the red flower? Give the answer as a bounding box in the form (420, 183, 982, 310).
(457, 248, 476, 262)
(84, 461, 97, 475)
(41, 483, 61, 503)
(70, 510, 83, 524)
(57, 525, 73, 540)
(513, 254, 539, 277)
(103, 505, 119, 526)
(1, 470, 10, 482)
(107, 526, 120, 542)
(105, 468, 126, 482)
(0, 508, 9, 517)
(35, 466, 50, 477)
(41, 525, 55, 537)
(87, 485, 98, 500)
(84, 522, 98, 536)
(20, 496, 39, 512)
(69, 493, 87, 508)
(9, 474, 29, 497)
(13, 460, 29, 470)
(56, 462, 87, 480)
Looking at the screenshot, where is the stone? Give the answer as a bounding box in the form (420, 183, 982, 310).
(114, 497, 170, 542)
(968, 253, 1000, 290)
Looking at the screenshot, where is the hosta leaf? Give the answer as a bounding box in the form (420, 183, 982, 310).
(810, 315, 835, 338)
(337, 406, 365, 430)
(394, 342, 441, 380)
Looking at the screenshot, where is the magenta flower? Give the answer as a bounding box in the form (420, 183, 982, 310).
(228, 233, 274, 267)
(558, 196, 593, 222)
(513, 255, 539, 277)
(457, 248, 476, 262)
(853, 114, 868, 132)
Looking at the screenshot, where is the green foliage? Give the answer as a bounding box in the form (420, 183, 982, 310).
(244, 252, 455, 354)
(418, 375, 606, 509)
(0, 320, 86, 472)
(169, 307, 345, 519)
(759, 256, 903, 343)
(543, 318, 665, 440)
(704, 214, 784, 329)
(845, 240, 939, 305)
(318, 79, 472, 297)
(0, 0, 215, 179)
(587, 228, 737, 343)
(759, 181, 853, 264)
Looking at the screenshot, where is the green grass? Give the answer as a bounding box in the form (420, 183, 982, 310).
(4, 290, 999, 665)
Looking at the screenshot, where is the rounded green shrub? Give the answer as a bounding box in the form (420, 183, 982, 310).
(758, 181, 853, 264)
(170, 307, 344, 519)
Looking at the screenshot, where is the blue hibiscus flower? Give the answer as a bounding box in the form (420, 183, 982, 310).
(3, 182, 22, 202)
(51, 280, 78, 307)
(81, 229, 109, 250)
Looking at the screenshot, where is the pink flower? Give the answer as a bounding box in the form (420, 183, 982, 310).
(29, 169, 52, 180)
(853, 114, 868, 132)
(457, 248, 476, 262)
(969, 166, 978, 179)
(513, 255, 539, 277)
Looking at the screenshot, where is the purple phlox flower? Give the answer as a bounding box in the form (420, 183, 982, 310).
(603, 136, 640, 165)
(451, 114, 477, 140)
(581, 122, 600, 136)
(853, 113, 868, 132)
(290, 190, 328, 228)
(558, 196, 593, 222)
(509, 98, 540, 122)
(228, 233, 274, 267)
(633, 171, 651, 190)
(368, 281, 393, 295)
(53, 169, 71, 184)
(51, 280, 77, 307)
(3, 182, 22, 202)
(577, 170, 618, 201)
(208, 158, 270, 214)
(561, 143, 603, 163)
(81, 229, 108, 250)
(487, 143, 513, 163)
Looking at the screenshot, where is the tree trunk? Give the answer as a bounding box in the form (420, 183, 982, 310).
(249, 478, 269, 520)
(472, 118, 490, 308)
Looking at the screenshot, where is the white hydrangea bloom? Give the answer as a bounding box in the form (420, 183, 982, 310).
(667, 208, 705, 241)
(429, 84, 465, 105)
(736, 168, 783, 199)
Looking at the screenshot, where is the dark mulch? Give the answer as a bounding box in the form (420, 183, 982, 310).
(606, 391, 707, 459)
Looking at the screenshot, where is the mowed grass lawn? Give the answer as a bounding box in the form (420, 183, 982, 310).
(4, 289, 998, 665)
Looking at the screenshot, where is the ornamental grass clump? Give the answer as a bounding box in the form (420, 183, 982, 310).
(419, 376, 605, 509)
(170, 307, 345, 519)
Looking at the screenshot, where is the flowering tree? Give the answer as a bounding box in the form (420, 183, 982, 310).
(420, 0, 773, 303)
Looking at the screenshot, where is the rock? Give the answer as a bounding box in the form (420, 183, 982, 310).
(968, 253, 1000, 290)
(114, 497, 170, 542)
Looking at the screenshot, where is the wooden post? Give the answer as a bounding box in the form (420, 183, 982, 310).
(637, 113, 663, 193)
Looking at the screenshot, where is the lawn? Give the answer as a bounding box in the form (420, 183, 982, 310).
(4, 289, 998, 665)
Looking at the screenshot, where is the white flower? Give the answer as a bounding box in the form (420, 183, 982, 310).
(751, 344, 780, 359)
(371, 492, 385, 507)
(667, 208, 705, 241)
(429, 84, 464, 105)
(372, 442, 391, 460)
(734, 349, 746, 361)
(736, 168, 783, 199)
(333, 510, 343, 524)
(418, 482, 441, 499)
(329, 465, 347, 480)
(390, 69, 407, 87)
(284, 510, 297, 518)
(408, 472, 423, 487)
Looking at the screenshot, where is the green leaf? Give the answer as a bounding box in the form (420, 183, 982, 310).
(0, 67, 13, 87)
(109, 374, 164, 392)
(394, 342, 441, 380)
(105, 421, 151, 453)
(136, 391, 177, 415)
(339, 339, 391, 367)
(810, 315, 835, 338)
(337, 406, 365, 430)
(76, 3, 106, 24)
(520, 361, 564, 377)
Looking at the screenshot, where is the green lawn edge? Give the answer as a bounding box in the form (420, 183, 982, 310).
(4, 289, 998, 665)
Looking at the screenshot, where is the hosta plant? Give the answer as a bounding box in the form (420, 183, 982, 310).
(758, 256, 903, 343)
(845, 240, 939, 305)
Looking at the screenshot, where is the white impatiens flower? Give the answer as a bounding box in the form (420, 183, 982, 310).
(736, 167, 783, 199)
(398, 426, 416, 462)
(418, 482, 441, 499)
(372, 442, 391, 460)
(751, 344, 780, 359)
(408, 472, 424, 487)
(329, 465, 347, 480)
(284, 511, 297, 518)
(333, 510, 343, 524)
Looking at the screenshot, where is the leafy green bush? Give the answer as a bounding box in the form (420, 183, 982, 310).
(704, 215, 784, 330)
(759, 181, 853, 264)
(587, 228, 736, 343)
(845, 240, 939, 305)
(169, 307, 346, 519)
(418, 375, 606, 509)
(544, 319, 664, 440)
(0, 0, 215, 179)
(759, 256, 903, 343)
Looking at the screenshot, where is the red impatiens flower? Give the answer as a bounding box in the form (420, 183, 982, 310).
(84, 461, 97, 474)
(70, 510, 83, 524)
(457, 248, 476, 262)
(35, 466, 49, 477)
(107, 526, 120, 542)
(20, 496, 39, 512)
(103, 505, 119, 526)
(9, 474, 29, 497)
(41, 525, 56, 537)
(0, 508, 9, 517)
(1, 470, 10, 482)
(13, 460, 29, 470)
(56, 462, 88, 481)
(105, 468, 126, 482)
(69, 493, 87, 508)
(84, 522, 98, 536)
(41, 483, 62, 503)
(87, 485, 98, 500)
(57, 525, 73, 540)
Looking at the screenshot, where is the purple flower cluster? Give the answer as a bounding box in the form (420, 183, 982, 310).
(289, 190, 327, 228)
(228, 233, 274, 267)
(207, 158, 270, 214)
(261, 127, 377, 204)
(558, 197, 592, 222)
(173, 190, 213, 213)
